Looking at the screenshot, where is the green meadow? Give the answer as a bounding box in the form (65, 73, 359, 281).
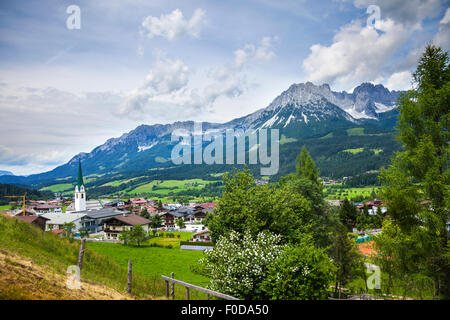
(86, 241, 210, 288)
(127, 179, 212, 195)
(40, 183, 73, 192)
(324, 186, 380, 200)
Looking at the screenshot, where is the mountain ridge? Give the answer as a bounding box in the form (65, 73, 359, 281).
(0, 81, 404, 186)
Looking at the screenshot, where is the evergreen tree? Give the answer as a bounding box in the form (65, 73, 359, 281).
(296, 146, 320, 184)
(339, 198, 357, 230)
(381, 45, 449, 298)
(330, 223, 364, 298)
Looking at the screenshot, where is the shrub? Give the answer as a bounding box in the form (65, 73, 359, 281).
(261, 236, 336, 300)
(200, 230, 285, 299)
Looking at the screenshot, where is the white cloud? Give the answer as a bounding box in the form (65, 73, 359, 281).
(141, 8, 206, 40)
(254, 36, 277, 64)
(351, 0, 445, 25)
(116, 56, 192, 118)
(144, 57, 190, 94)
(434, 7, 450, 49)
(118, 36, 277, 120)
(302, 18, 413, 90)
(385, 71, 413, 91)
(0, 84, 134, 174)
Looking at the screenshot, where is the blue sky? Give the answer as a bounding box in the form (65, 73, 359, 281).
(0, 0, 449, 175)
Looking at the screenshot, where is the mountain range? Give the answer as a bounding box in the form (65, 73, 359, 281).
(0, 82, 404, 188)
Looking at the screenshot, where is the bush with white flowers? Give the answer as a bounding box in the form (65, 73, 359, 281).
(200, 230, 285, 300)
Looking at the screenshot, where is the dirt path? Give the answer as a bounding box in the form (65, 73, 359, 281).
(0, 250, 131, 300)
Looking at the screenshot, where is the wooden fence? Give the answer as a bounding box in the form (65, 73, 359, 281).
(161, 272, 239, 300)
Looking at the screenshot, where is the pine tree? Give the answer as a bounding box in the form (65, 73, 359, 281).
(296, 146, 320, 184)
(381, 45, 449, 298)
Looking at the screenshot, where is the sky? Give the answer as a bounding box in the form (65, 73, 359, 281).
(0, 0, 449, 175)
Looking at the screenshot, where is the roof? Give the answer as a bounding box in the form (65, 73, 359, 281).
(82, 207, 129, 219)
(66, 199, 103, 212)
(163, 211, 186, 218)
(357, 241, 377, 257)
(15, 215, 50, 223)
(77, 160, 84, 188)
(196, 203, 216, 209)
(41, 213, 86, 225)
(34, 204, 61, 210)
(105, 214, 151, 226)
(193, 230, 210, 237)
(52, 229, 64, 235)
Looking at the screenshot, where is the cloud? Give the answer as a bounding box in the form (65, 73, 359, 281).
(434, 7, 450, 49)
(0, 85, 131, 174)
(141, 8, 207, 40)
(214, 37, 278, 81)
(118, 36, 277, 120)
(254, 36, 278, 64)
(351, 0, 445, 25)
(116, 56, 192, 118)
(302, 18, 412, 90)
(144, 57, 190, 94)
(385, 71, 413, 91)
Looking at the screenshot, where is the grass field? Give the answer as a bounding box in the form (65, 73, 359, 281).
(324, 186, 380, 200)
(0, 205, 11, 211)
(147, 231, 194, 248)
(86, 242, 210, 288)
(347, 127, 365, 136)
(342, 148, 364, 154)
(127, 179, 212, 195)
(280, 134, 298, 145)
(40, 183, 73, 192)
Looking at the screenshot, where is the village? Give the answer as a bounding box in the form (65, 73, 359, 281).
(1, 162, 214, 249)
(0, 160, 395, 259)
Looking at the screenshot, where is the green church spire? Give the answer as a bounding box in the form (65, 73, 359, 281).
(77, 160, 84, 188)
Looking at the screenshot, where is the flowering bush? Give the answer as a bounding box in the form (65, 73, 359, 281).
(200, 230, 285, 299)
(262, 236, 336, 300)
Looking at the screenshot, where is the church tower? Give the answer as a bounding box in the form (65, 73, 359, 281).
(74, 160, 86, 212)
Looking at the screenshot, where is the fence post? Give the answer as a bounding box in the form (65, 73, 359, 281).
(171, 272, 175, 300)
(207, 293, 210, 300)
(77, 239, 86, 272)
(186, 287, 190, 300)
(128, 260, 132, 295)
(165, 279, 169, 298)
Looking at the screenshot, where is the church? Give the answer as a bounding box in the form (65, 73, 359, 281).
(66, 160, 103, 213)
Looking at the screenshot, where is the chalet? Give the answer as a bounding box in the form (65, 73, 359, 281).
(191, 230, 211, 242)
(15, 215, 49, 231)
(161, 210, 185, 228)
(189, 206, 209, 223)
(11, 209, 37, 216)
(80, 207, 129, 234)
(195, 202, 216, 210)
(103, 200, 125, 208)
(130, 198, 147, 206)
(41, 213, 86, 233)
(164, 203, 182, 210)
(103, 214, 151, 241)
(33, 204, 62, 214)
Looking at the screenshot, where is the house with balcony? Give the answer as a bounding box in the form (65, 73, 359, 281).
(80, 207, 128, 234)
(103, 214, 151, 241)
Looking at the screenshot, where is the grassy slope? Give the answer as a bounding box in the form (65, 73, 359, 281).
(40, 183, 73, 192)
(127, 179, 212, 195)
(86, 241, 210, 289)
(0, 215, 207, 299)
